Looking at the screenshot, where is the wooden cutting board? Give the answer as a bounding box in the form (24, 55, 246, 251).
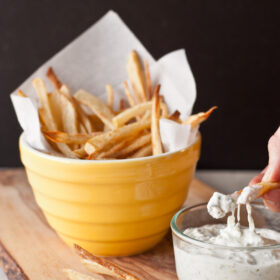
(0, 169, 214, 280)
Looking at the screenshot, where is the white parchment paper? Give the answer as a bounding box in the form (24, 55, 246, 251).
(11, 11, 197, 154)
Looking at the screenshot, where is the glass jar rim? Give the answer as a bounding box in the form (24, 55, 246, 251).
(170, 202, 280, 251)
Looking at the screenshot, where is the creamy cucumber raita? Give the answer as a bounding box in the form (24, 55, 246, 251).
(174, 185, 280, 280)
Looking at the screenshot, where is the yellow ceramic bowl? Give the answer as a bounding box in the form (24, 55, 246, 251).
(19, 134, 201, 256)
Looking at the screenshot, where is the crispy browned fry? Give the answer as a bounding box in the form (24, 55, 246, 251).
(63, 269, 98, 280)
(49, 88, 81, 136)
(60, 84, 72, 98)
(113, 101, 152, 128)
(144, 60, 152, 100)
(38, 107, 47, 131)
(168, 110, 181, 123)
(60, 93, 79, 134)
(130, 144, 152, 158)
(74, 90, 115, 130)
(123, 81, 136, 107)
(94, 139, 129, 159)
(119, 98, 126, 111)
(87, 114, 104, 131)
(46, 67, 62, 90)
(44, 133, 78, 158)
(151, 86, 163, 155)
(127, 50, 147, 102)
(38, 108, 58, 151)
(42, 127, 77, 158)
(48, 91, 63, 130)
(106, 84, 114, 110)
(73, 146, 88, 159)
(116, 133, 151, 157)
(113, 97, 167, 128)
(78, 123, 87, 133)
(49, 89, 83, 134)
(183, 106, 218, 128)
(85, 118, 151, 155)
(74, 245, 139, 280)
(32, 78, 57, 130)
(33, 80, 77, 158)
(43, 131, 96, 145)
(17, 89, 27, 97)
(38, 107, 53, 131)
(56, 143, 77, 158)
(74, 100, 94, 133)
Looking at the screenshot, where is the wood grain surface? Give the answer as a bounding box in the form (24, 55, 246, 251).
(0, 169, 213, 280)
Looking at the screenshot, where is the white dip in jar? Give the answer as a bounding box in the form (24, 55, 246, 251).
(171, 203, 280, 280)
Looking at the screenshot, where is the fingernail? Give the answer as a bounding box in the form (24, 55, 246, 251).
(263, 166, 273, 182)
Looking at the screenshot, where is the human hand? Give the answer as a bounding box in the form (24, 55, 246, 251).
(249, 127, 280, 212)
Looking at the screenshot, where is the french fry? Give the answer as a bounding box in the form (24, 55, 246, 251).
(63, 269, 98, 280)
(55, 93, 79, 149)
(183, 106, 217, 128)
(60, 84, 72, 98)
(73, 146, 88, 159)
(33, 80, 77, 158)
(56, 143, 77, 158)
(130, 144, 152, 158)
(43, 131, 96, 145)
(106, 84, 114, 110)
(113, 101, 168, 128)
(38, 107, 48, 132)
(144, 60, 152, 100)
(79, 123, 87, 133)
(168, 110, 181, 123)
(116, 133, 151, 157)
(123, 81, 136, 107)
(48, 91, 63, 130)
(119, 98, 126, 111)
(74, 100, 95, 133)
(52, 86, 90, 134)
(85, 118, 151, 155)
(46, 67, 62, 90)
(46, 67, 92, 132)
(113, 101, 152, 128)
(151, 86, 163, 155)
(74, 90, 115, 130)
(87, 114, 105, 132)
(46, 66, 72, 98)
(17, 89, 27, 97)
(32, 78, 57, 130)
(74, 245, 139, 280)
(127, 50, 147, 102)
(60, 93, 79, 134)
(94, 139, 129, 159)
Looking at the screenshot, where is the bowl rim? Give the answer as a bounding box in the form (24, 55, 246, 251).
(171, 202, 280, 251)
(19, 132, 201, 164)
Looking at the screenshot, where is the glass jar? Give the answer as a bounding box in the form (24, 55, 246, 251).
(171, 203, 280, 280)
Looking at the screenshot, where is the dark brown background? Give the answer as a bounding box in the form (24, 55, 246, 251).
(0, 0, 279, 168)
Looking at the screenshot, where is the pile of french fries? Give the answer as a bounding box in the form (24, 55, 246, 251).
(64, 245, 139, 280)
(18, 51, 217, 160)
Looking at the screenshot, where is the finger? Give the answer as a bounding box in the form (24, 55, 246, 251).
(249, 167, 267, 185)
(263, 188, 280, 212)
(263, 200, 280, 212)
(249, 173, 265, 185)
(263, 126, 280, 182)
(263, 188, 280, 201)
